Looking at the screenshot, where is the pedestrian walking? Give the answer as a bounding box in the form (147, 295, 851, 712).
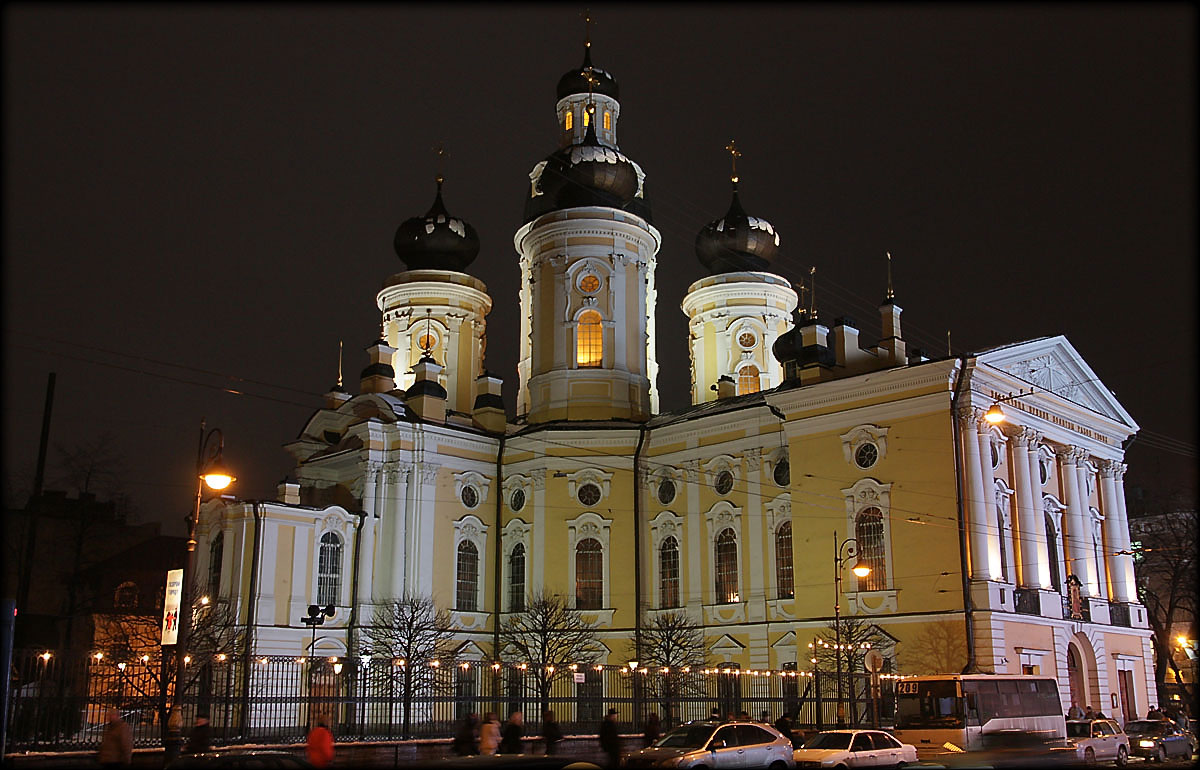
(452, 712, 479, 756)
(710, 707, 721, 721)
(185, 715, 212, 754)
(480, 711, 501, 755)
(600, 707, 621, 768)
(774, 712, 794, 745)
(543, 709, 563, 755)
(306, 719, 334, 768)
(98, 708, 132, 770)
(643, 711, 660, 747)
(1067, 703, 1085, 720)
(499, 710, 524, 754)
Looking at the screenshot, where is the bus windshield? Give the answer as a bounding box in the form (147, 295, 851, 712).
(896, 680, 965, 729)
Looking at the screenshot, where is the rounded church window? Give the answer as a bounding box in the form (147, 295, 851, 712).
(714, 470, 734, 496)
(854, 442, 879, 470)
(461, 485, 479, 509)
(1039, 457, 1050, 486)
(990, 442, 1000, 469)
(657, 478, 676, 505)
(579, 274, 601, 294)
(510, 488, 526, 512)
(773, 459, 791, 487)
(738, 331, 757, 348)
(578, 483, 602, 506)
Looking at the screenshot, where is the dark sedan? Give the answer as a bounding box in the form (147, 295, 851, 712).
(1123, 720, 1194, 762)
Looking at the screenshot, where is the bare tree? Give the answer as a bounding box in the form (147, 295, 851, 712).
(499, 593, 606, 721)
(1130, 511, 1198, 706)
(896, 619, 968, 675)
(632, 611, 708, 727)
(362, 595, 458, 739)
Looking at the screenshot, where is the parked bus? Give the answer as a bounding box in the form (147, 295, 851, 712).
(892, 674, 1067, 759)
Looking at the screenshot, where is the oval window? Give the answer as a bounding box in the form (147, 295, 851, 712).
(773, 459, 790, 487)
(510, 488, 526, 512)
(714, 471, 734, 496)
(854, 443, 879, 470)
(579, 274, 601, 293)
(578, 483, 602, 506)
(461, 485, 479, 509)
(657, 479, 676, 506)
(738, 331, 757, 348)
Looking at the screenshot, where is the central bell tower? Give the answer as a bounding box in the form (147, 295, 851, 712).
(514, 39, 660, 423)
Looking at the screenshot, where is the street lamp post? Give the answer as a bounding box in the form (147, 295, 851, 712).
(164, 420, 235, 761)
(301, 604, 334, 729)
(833, 531, 871, 727)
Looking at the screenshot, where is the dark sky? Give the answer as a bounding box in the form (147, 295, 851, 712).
(4, 4, 1195, 534)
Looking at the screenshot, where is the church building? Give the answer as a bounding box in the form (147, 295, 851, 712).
(198, 37, 1155, 724)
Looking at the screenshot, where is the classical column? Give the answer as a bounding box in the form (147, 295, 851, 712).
(683, 459, 703, 612)
(1074, 456, 1103, 598)
(358, 460, 381, 606)
(744, 449, 764, 620)
(387, 462, 411, 600)
(1057, 446, 1093, 596)
(959, 407, 994, 579)
(1108, 462, 1137, 603)
(531, 468, 546, 596)
(410, 464, 440, 597)
(976, 425, 1002, 579)
(1010, 428, 1047, 588)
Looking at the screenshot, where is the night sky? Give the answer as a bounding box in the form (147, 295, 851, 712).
(4, 5, 1195, 534)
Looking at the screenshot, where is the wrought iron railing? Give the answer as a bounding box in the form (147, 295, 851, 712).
(1014, 589, 1041, 616)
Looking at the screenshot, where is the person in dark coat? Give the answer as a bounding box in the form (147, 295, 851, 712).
(499, 710, 524, 754)
(643, 712, 660, 747)
(542, 710, 563, 755)
(452, 712, 479, 756)
(774, 712, 794, 745)
(184, 715, 212, 754)
(599, 708, 621, 768)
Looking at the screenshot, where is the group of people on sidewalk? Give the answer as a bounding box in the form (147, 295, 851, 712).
(450, 707, 663, 766)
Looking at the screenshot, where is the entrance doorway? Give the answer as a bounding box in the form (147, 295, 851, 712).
(1067, 644, 1086, 710)
(1118, 669, 1136, 723)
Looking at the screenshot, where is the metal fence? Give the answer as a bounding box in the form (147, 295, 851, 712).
(4, 649, 895, 751)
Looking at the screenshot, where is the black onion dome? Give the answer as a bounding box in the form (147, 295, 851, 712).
(393, 181, 480, 272)
(556, 46, 619, 101)
(695, 185, 781, 275)
(524, 119, 642, 221)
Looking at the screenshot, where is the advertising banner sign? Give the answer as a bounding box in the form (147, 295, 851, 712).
(161, 569, 183, 646)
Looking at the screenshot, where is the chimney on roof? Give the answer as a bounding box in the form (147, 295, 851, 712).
(472, 372, 507, 433)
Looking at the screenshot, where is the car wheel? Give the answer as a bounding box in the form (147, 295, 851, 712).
(1155, 744, 1166, 762)
(1084, 747, 1096, 766)
(768, 763, 787, 770)
(1116, 745, 1128, 768)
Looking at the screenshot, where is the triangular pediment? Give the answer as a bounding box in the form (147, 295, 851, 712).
(710, 634, 745, 657)
(978, 335, 1137, 431)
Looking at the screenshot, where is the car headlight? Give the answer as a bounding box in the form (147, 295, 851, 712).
(1139, 740, 1156, 748)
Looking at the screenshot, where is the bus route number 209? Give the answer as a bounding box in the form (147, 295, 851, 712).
(897, 681, 919, 695)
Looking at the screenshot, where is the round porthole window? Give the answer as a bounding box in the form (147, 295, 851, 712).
(657, 478, 676, 505)
(578, 483, 601, 506)
(714, 470, 734, 496)
(854, 443, 879, 470)
(773, 459, 790, 486)
(461, 485, 479, 509)
(579, 274, 601, 294)
(737, 331, 757, 348)
(510, 488, 526, 512)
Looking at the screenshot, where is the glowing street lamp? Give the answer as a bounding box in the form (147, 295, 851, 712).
(833, 532, 871, 726)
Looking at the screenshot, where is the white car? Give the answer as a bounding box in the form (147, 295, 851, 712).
(1065, 719, 1129, 766)
(794, 729, 918, 768)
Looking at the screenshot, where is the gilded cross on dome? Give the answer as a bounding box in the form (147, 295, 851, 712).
(725, 140, 741, 184)
(432, 144, 448, 185)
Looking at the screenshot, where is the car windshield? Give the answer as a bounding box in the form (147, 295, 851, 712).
(656, 725, 716, 749)
(1124, 721, 1166, 736)
(802, 732, 853, 750)
(1066, 722, 1091, 738)
(895, 680, 966, 729)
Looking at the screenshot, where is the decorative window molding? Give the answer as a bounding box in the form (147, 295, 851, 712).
(841, 479, 895, 612)
(314, 506, 355, 609)
(704, 501, 743, 606)
(503, 474, 533, 513)
(1043, 495, 1067, 592)
(503, 518, 531, 612)
(564, 468, 614, 504)
(988, 427, 1008, 470)
(766, 448, 790, 487)
(317, 531, 344, 608)
(567, 511, 612, 610)
(453, 514, 489, 612)
(995, 479, 1015, 584)
(1038, 445, 1055, 487)
(840, 424, 890, 467)
(650, 510, 684, 609)
(453, 471, 491, 510)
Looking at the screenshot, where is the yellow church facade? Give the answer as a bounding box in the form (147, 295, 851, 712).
(198, 38, 1155, 724)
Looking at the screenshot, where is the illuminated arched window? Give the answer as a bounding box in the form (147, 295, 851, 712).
(659, 536, 680, 608)
(1046, 514, 1062, 592)
(854, 508, 887, 592)
(715, 528, 739, 603)
(577, 310, 603, 368)
(565, 111, 573, 131)
(603, 110, 611, 131)
(456, 540, 479, 611)
(737, 365, 761, 395)
(576, 538, 603, 609)
(317, 532, 343, 607)
(775, 522, 794, 599)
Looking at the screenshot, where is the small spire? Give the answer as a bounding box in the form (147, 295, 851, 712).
(582, 8, 593, 49)
(885, 251, 895, 301)
(947, 330, 952, 357)
(432, 144, 448, 186)
(421, 309, 435, 359)
(725, 140, 741, 187)
(337, 339, 343, 388)
(808, 266, 817, 316)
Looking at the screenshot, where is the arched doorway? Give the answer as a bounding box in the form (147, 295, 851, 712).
(1067, 644, 1086, 710)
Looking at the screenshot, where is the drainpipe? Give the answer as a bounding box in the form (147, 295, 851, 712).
(346, 509, 366, 734)
(633, 426, 647, 662)
(239, 501, 264, 737)
(951, 355, 980, 674)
